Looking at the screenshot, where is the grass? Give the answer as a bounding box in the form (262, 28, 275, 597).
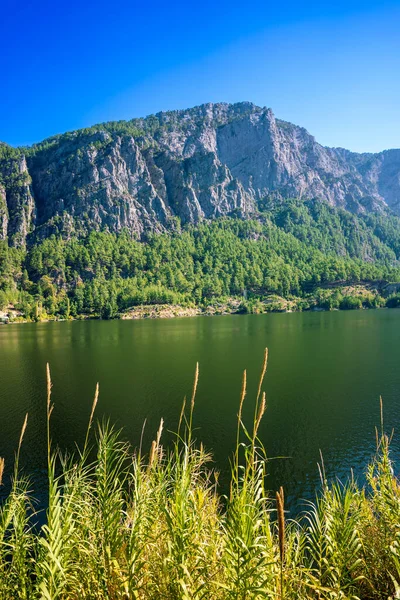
(0, 350, 400, 599)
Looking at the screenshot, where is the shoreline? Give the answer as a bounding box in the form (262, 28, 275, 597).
(1, 301, 397, 327)
(1, 283, 397, 325)
(2, 283, 398, 325)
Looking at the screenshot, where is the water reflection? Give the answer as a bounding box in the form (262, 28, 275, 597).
(0, 310, 399, 513)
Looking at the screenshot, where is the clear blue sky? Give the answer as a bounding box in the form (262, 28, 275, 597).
(1, 0, 399, 152)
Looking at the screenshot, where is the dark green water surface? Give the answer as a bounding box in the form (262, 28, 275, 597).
(1, 310, 399, 512)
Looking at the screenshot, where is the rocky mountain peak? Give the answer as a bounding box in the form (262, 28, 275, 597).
(0, 102, 399, 246)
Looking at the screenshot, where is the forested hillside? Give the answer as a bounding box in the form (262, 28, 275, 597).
(2, 101, 400, 320)
(2, 198, 400, 320)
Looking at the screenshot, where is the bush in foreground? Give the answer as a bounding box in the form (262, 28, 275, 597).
(0, 352, 400, 599)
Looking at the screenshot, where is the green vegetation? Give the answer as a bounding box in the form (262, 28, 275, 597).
(2, 198, 400, 320)
(22, 107, 213, 162)
(1, 353, 400, 599)
(0, 143, 31, 189)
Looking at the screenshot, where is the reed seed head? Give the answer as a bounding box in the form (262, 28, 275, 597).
(156, 418, 164, 448)
(256, 347, 268, 402)
(279, 485, 284, 507)
(89, 382, 99, 426)
(191, 362, 199, 413)
(255, 391, 266, 437)
(46, 363, 52, 407)
(238, 369, 247, 423)
(276, 487, 285, 563)
(148, 440, 157, 469)
(19, 413, 28, 451)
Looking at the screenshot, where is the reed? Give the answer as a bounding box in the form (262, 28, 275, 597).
(0, 352, 399, 599)
(276, 486, 285, 599)
(83, 382, 99, 457)
(234, 369, 247, 491)
(253, 347, 268, 430)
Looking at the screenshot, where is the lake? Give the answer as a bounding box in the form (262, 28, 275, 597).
(1, 309, 399, 513)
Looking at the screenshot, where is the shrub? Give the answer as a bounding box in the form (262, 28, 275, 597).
(386, 293, 400, 308)
(340, 295, 362, 310)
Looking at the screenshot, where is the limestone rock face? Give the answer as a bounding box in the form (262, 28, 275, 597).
(29, 133, 171, 239)
(1, 102, 400, 246)
(0, 184, 7, 241)
(0, 153, 35, 246)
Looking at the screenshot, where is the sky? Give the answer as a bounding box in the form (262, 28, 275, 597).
(1, 0, 400, 152)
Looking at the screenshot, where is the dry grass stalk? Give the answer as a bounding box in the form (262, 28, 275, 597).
(156, 418, 164, 448)
(254, 391, 266, 439)
(18, 413, 28, 452)
(256, 348, 268, 405)
(234, 370, 247, 489)
(155, 418, 164, 463)
(88, 382, 99, 431)
(148, 440, 157, 469)
(83, 383, 99, 454)
(238, 369, 247, 425)
(46, 363, 54, 471)
(46, 362, 53, 418)
(253, 348, 268, 433)
(276, 486, 285, 563)
(14, 413, 28, 476)
(0, 457, 4, 486)
(188, 362, 199, 442)
(190, 362, 199, 414)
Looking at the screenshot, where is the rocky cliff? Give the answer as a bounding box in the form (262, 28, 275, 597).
(1, 102, 399, 246)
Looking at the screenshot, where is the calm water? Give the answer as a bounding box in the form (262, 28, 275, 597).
(1, 310, 400, 512)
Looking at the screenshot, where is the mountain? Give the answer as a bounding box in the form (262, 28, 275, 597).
(1, 102, 400, 247)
